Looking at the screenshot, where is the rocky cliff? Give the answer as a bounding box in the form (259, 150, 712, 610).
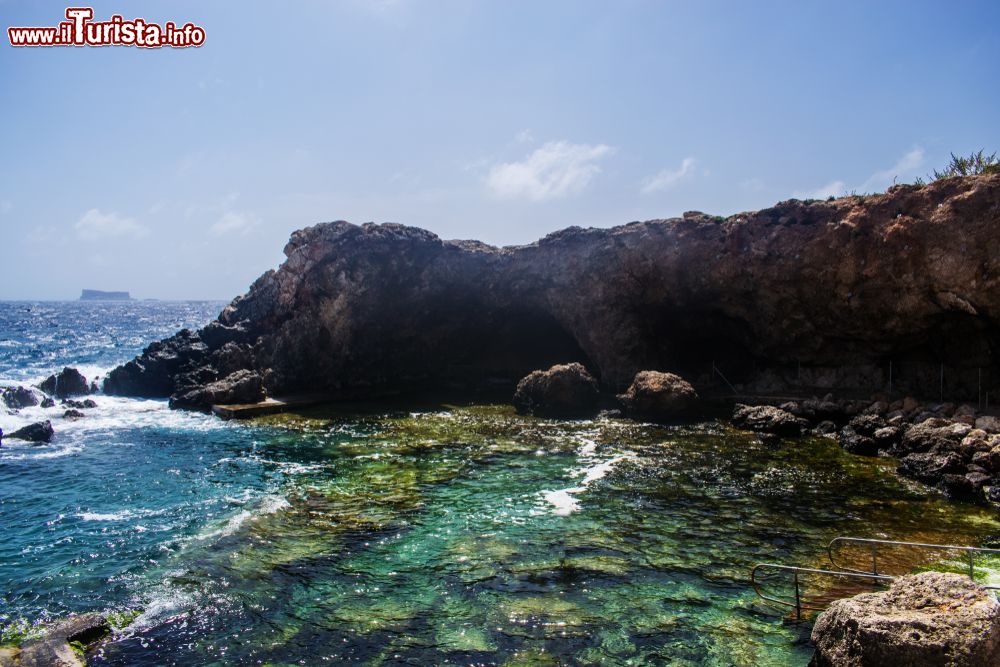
(105, 175, 1000, 409)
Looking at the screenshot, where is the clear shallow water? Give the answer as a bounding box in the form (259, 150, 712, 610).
(2, 302, 1000, 666)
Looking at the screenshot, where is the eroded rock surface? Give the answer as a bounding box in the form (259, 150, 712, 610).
(810, 572, 1000, 666)
(104, 176, 1000, 411)
(617, 370, 699, 421)
(512, 363, 600, 418)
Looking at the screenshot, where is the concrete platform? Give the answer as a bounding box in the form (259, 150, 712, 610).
(212, 394, 335, 420)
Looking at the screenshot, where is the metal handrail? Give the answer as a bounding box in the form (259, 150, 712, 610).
(750, 563, 893, 620)
(828, 537, 1000, 589)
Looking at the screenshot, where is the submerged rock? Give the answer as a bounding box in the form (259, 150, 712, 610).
(62, 399, 97, 410)
(810, 572, 1000, 666)
(2, 386, 38, 410)
(731, 404, 804, 437)
(40, 367, 91, 399)
(512, 363, 600, 418)
(617, 370, 699, 421)
(40, 397, 55, 409)
(8, 420, 54, 443)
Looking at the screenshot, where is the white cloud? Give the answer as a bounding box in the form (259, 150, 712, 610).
(75, 209, 147, 240)
(485, 141, 614, 201)
(515, 129, 534, 144)
(861, 147, 925, 191)
(209, 211, 257, 236)
(640, 157, 697, 194)
(793, 180, 847, 199)
(792, 147, 926, 200)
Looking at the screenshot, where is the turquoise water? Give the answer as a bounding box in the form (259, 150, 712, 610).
(2, 302, 999, 666)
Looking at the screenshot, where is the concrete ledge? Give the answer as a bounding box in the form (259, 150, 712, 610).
(212, 394, 336, 420)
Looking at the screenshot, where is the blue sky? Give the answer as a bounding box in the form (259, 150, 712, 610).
(1, 0, 998, 300)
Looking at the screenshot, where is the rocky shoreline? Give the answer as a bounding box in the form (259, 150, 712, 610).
(102, 175, 1000, 413)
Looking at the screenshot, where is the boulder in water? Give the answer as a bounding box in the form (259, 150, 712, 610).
(2, 386, 39, 410)
(512, 363, 600, 418)
(617, 370, 700, 421)
(810, 572, 1000, 666)
(39, 368, 91, 399)
(8, 420, 54, 443)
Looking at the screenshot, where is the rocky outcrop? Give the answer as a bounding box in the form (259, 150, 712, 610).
(40, 368, 91, 399)
(512, 363, 600, 418)
(810, 572, 1000, 666)
(617, 370, 700, 421)
(104, 175, 1000, 411)
(8, 420, 54, 443)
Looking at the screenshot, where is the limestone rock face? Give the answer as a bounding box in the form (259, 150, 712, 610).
(104, 175, 1000, 411)
(512, 363, 600, 418)
(810, 572, 1000, 667)
(617, 371, 699, 421)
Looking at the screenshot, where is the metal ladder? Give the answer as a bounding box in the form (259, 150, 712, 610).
(751, 537, 1000, 620)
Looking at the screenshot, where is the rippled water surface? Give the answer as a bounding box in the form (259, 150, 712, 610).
(2, 301, 999, 666)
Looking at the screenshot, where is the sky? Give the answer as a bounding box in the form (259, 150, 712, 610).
(1, 0, 998, 300)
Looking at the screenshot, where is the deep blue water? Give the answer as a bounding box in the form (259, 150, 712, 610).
(0, 302, 284, 627)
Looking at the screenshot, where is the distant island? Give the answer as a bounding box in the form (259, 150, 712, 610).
(80, 289, 132, 301)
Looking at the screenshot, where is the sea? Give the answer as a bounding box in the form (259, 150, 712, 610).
(1, 300, 999, 666)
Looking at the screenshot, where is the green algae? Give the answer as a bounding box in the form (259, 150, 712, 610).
(86, 404, 1000, 666)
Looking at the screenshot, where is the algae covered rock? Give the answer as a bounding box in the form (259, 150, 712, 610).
(810, 572, 1000, 666)
(512, 362, 599, 418)
(17, 613, 110, 667)
(617, 370, 700, 421)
